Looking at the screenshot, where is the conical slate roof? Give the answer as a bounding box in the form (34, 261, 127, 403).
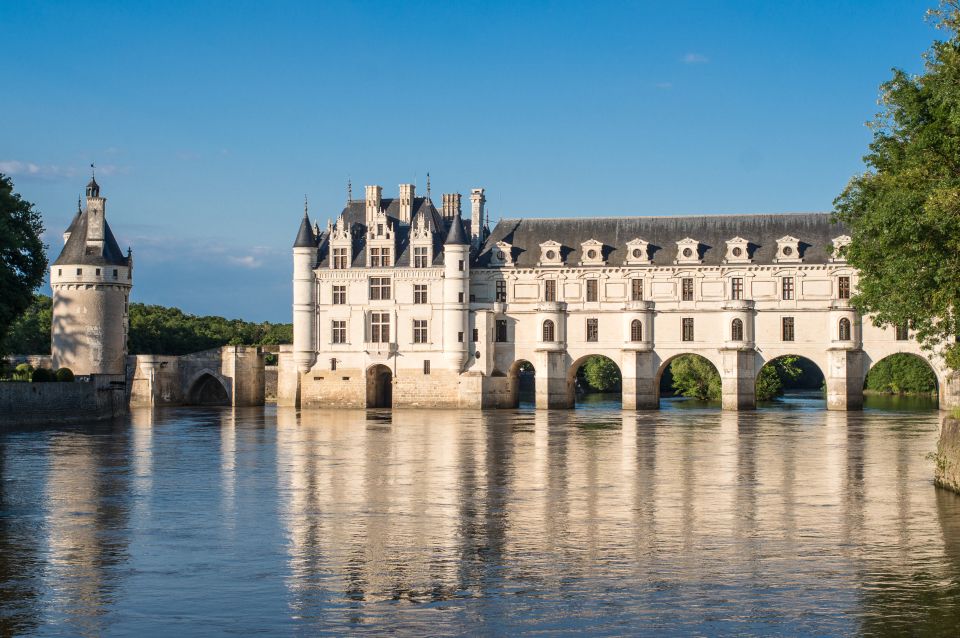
(293, 213, 315, 247)
(52, 208, 129, 267)
(444, 211, 469, 246)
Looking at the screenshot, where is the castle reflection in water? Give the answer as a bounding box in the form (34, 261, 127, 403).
(1, 404, 958, 635)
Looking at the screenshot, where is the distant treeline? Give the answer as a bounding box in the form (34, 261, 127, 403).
(2, 294, 292, 356)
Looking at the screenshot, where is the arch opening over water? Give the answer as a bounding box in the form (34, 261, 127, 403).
(188, 373, 230, 406)
(657, 354, 722, 409)
(755, 355, 826, 408)
(508, 359, 536, 408)
(864, 352, 939, 410)
(366, 364, 393, 408)
(567, 355, 622, 408)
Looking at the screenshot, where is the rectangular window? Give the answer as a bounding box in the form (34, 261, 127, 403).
(413, 319, 428, 344)
(896, 323, 909, 341)
(586, 318, 599, 342)
(681, 278, 694, 301)
(423, 360, 431, 375)
(495, 319, 508, 343)
(413, 246, 429, 268)
(631, 279, 643, 301)
(782, 277, 794, 300)
(496, 280, 507, 302)
(458, 260, 464, 272)
(95, 268, 101, 276)
(458, 331, 464, 343)
(472, 328, 479, 342)
(413, 284, 428, 304)
(731, 277, 743, 300)
(330, 358, 337, 371)
(76, 268, 82, 276)
(332, 248, 349, 269)
(112, 269, 118, 279)
(682, 318, 694, 342)
(838, 276, 851, 300)
(331, 320, 347, 344)
(544, 279, 556, 302)
(782, 317, 795, 342)
(586, 279, 598, 302)
(458, 292, 464, 303)
(369, 277, 391, 300)
(332, 285, 347, 305)
(371, 247, 391, 267)
(370, 313, 390, 343)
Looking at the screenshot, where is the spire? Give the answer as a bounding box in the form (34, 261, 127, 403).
(86, 162, 100, 198)
(304, 194, 308, 215)
(347, 178, 352, 203)
(426, 172, 431, 199)
(293, 205, 315, 248)
(444, 210, 469, 246)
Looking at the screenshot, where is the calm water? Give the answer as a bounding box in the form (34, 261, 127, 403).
(1, 397, 959, 637)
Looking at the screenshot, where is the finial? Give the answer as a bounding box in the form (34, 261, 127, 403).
(426, 172, 431, 199)
(347, 178, 352, 203)
(304, 194, 309, 217)
(77, 195, 82, 213)
(90, 162, 95, 179)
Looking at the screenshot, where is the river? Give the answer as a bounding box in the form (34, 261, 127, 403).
(1, 396, 958, 636)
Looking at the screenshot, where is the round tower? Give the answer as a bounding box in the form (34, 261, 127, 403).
(292, 204, 318, 373)
(442, 210, 470, 371)
(50, 176, 133, 376)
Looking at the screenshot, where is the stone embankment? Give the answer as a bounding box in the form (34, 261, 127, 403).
(935, 416, 960, 493)
(0, 375, 127, 428)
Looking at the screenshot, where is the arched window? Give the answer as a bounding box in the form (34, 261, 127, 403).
(838, 317, 851, 341)
(731, 318, 744, 341)
(631, 319, 642, 342)
(542, 319, 555, 342)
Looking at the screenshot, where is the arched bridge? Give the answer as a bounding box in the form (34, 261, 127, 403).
(129, 346, 265, 407)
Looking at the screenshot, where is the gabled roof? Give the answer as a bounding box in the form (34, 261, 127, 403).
(478, 212, 846, 267)
(53, 208, 130, 267)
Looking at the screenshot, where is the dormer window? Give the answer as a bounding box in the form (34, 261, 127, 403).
(580, 239, 605, 266)
(725, 237, 752, 263)
(539, 240, 563, 266)
(775, 236, 802, 263)
(831, 235, 851, 262)
(490, 241, 514, 267)
(675, 238, 702, 264)
(624, 238, 651, 265)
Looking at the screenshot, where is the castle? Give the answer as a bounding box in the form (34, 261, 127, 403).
(280, 181, 960, 411)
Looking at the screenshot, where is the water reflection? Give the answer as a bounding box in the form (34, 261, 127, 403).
(0, 401, 958, 635)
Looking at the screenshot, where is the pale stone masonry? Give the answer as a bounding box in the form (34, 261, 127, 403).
(283, 182, 960, 411)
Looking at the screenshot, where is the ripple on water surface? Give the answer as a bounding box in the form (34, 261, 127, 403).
(0, 397, 958, 636)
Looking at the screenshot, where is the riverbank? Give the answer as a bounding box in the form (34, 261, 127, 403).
(0, 375, 127, 428)
(936, 416, 960, 493)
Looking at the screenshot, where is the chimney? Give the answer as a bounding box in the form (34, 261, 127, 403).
(441, 193, 461, 219)
(365, 184, 382, 225)
(399, 183, 415, 224)
(470, 188, 486, 247)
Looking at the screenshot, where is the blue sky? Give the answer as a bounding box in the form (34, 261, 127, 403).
(0, 0, 937, 322)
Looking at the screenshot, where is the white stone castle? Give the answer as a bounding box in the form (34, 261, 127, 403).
(280, 181, 960, 411)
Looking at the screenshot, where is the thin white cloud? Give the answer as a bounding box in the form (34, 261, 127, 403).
(655, 82, 673, 90)
(0, 160, 128, 180)
(681, 53, 709, 64)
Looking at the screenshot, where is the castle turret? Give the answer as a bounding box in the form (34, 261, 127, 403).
(442, 211, 470, 371)
(292, 204, 318, 374)
(50, 176, 133, 375)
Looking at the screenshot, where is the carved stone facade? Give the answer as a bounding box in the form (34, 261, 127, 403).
(283, 184, 959, 411)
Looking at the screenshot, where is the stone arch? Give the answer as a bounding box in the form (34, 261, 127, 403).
(566, 354, 622, 408)
(186, 369, 231, 406)
(754, 354, 826, 405)
(864, 352, 940, 408)
(366, 364, 393, 408)
(507, 359, 536, 408)
(655, 353, 722, 407)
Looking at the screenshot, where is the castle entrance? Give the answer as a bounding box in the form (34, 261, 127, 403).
(366, 364, 393, 408)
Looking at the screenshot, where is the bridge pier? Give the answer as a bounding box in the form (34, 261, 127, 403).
(535, 349, 571, 409)
(621, 349, 658, 409)
(720, 348, 756, 411)
(827, 348, 864, 410)
(942, 370, 960, 412)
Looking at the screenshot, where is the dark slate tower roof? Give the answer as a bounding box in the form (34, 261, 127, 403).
(52, 207, 130, 267)
(444, 211, 469, 246)
(479, 212, 847, 267)
(293, 212, 316, 248)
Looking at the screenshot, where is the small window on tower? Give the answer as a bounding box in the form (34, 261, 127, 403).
(113, 269, 118, 279)
(77, 268, 82, 276)
(95, 268, 101, 276)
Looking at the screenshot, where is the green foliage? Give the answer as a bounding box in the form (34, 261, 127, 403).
(55, 367, 74, 382)
(865, 353, 937, 393)
(3, 294, 294, 356)
(12, 362, 33, 381)
(30, 367, 54, 382)
(0, 174, 47, 357)
(833, 2, 960, 368)
(670, 355, 721, 400)
(581, 356, 621, 392)
(756, 356, 803, 401)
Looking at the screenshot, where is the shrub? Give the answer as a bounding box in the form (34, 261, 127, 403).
(670, 355, 721, 400)
(13, 363, 33, 381)
(55, 367, 75, 382)
(31, 367, 55, 382)
(581, 356, 621, 392)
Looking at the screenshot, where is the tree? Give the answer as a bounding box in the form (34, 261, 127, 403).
(1, 293, 51, 354)
(865, 353, 938, 393)
(581, 356, 621, 392)
(833, 1, 960, 369)
(670, 354, 721, 400)
(0, 174, 46, 356)
(755, 356, 803, 401)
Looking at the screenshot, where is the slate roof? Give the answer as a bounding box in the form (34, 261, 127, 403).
(53, 208, 130, 267)
(313, 197, 473, 267)
(444, 211, 469, 245)
(293, 213, 315, 248)
(478, 213, 847, 267)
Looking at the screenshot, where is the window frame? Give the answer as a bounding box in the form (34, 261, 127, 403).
(782, 316, 795, 342)
(542, 319, 555, 342)
(369, 277, 392, 301)
(413, 319, 428, 344)
(681, 278, 694, 301)
(586, 318, 599, 342)
(370, 313, 390, 343)
(681, 317, 694, 342)
(630, 319, 642, 342)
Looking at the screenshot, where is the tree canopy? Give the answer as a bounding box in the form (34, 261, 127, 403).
(670, 355, 722, 401)
(864, 353, 938, 394)
(833, 1, 960, 369)
(0, 174, 47, 356)
(580, 355, 621, 392)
